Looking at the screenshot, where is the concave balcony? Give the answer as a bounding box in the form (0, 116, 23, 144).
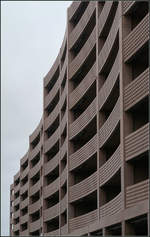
(124, 68, 149, 111)
(20, 213, 28, 224)
(126, 179, 149, 208)
(44, 152, 59, 176)
(29, 159, 41, 179)
(69, 209, 98, 232)
(98, 52, 119, 110)
(99, 97, 120, 148)
(20, 198, 28, 210)
(61, 138, 67, 161)
(45, 229, 59, 236)
(44, 127, 60, 154)
(69, 63, 96, 110)
(44, 78, 60, 109)
(98, 1, 113, 37)
(61, 82, 67, 108)
(100, 192, 122, 218)
(98, 5, 119, 74)
(45, 103, 60, 131)
(20, 165, 29, 181)
(123, 1, 136, 15)
(69, 27, 96, 80)
(99, 145, 121, 186)
(29, 199, 41, 214)
(30, 218, 41, 233)
(123, 13, 149, 62)
(30, 142, 41, 162)
(69, 98, 96, 140)
(69, 134, 97, 171)
(43, 177, 59, 199)
(125, 123, 149, 161)
(69, 1, 95, 50)
(29, 179, 41, 196)
(60, 194, 67, 214)
(43, 202, 59, 222)
(69, 171, 97, 203)
(60, 166, 67, 187)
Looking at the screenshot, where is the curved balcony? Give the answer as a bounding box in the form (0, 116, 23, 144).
(69, 63, 96, 110)
(20, 213, 28, 224)
(61, 138, 67, 160)
(98, 6, 119, 74)
(69, 1, 95, 50)
(98, 52, 119, 111)
(14, 171, 20, 182)
(60, 194, 67, 214)
(100, 192, 122, 218)
(44, 78, 60, 109)
(29, 199, 41, 214)
(44, 53, 59, 88)
(69, 98, 96, 140)
(43, 203, 59, 222)
(45, 103, 60, 131)
(43, 177, 59, 199)
(45, 229, 59, 236)
(44, 152, 59, 176)
(20, 151, 29, 166)
(13, 223, 20, 232)
(60, 56, 67, 85)
(20, 181, 28, 195)
(68, 2, 82, 21)
(14, 184, 20, 194)
(20, 166, 29, 181)
(29, 179, 41, 196)
(98, 1, 113, 36)
(69, 171, 97, 203)
(124, 68, 149, 111)
(123, 13, 149, 62)
(45, 127, 60, 154)
(14, 197, 20, 207)
(69, 134, 97, 171)
(30, 218, 41, 233)
(61, 224, 67, 236)
(99, 97, 120, 148)
(126, 179, 149, 208)
(99, 145, 121, 186)
(29, 118, 42, 144)
(60, 166, 67, 187)
(123, 1, 136, 15)
(30, 141, 41, 162)
(125, 123, 149, 161)
(61, 82, 67, 108)
(61, 110, 67, 135)
(69, 209, 98, 232)
(20, 198, 29, 210)
(29, 160, 41, 179)
(69, 26, 96, 80)
(14, 209, 20, 219)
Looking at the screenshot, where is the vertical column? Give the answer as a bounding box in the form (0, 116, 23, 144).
(95, 1, 100, 223)
(66, 9, 75, 235)
(40, 121, 44, 236)
(58, 57, 61, 236)
(119, 0, 133, 224)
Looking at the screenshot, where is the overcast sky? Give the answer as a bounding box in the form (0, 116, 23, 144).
(1, 1, 72, 235)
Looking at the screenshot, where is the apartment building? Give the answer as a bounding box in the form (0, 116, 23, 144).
(10, 1, 149, 236)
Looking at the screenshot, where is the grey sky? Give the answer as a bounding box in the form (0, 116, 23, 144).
(1, 1, 72, 235)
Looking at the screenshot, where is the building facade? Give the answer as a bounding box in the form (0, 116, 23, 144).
(10, 1, 149, 236)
